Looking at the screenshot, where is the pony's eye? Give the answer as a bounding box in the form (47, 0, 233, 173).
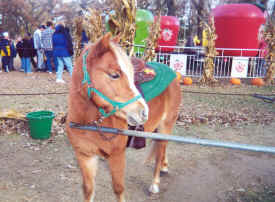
(109, 73, 120, 79)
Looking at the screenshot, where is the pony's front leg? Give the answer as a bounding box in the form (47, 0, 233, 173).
(76, 153, 98, 202)
(108, 150, 126, 202)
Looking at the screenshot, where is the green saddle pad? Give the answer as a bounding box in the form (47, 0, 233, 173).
(140, 62, 176, 102)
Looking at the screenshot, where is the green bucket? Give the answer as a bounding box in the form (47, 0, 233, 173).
(26, 111, 55, 140)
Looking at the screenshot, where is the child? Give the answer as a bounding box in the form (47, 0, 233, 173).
(0, 32, 11, 72)
(21, 34, 33, 74)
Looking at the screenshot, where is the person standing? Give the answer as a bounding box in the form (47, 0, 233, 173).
(29, 35, 37, 71)
(0, 32, 11, 72)
(3, 32, 17, 71)
(81, 30, 89, 48)
(9, 38, 17, 71)
(53, 23, 73, 83)
(41, 21, 55, 73)
(15, 36, 24, 71)
(33, 25, 46, 71)
(21, 33, 33, 74)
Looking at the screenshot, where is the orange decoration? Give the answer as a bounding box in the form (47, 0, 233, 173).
(251, 78, 264, 86)
(176, 72, 182, 82)
(230, 78, 241, 85)
(183, 77, 193, 85)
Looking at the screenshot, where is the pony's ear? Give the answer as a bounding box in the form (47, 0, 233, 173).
(112, 34, 121, 43)
(93, 32, 112, 57)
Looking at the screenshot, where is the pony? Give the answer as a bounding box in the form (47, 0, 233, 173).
(66, 33, 182, 202)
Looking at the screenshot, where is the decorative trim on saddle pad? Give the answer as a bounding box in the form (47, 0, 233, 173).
(139, 62, 177, 102)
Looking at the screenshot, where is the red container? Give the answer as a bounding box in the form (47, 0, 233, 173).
(212, 4, 265, 56)
(156, 16, 180, 53)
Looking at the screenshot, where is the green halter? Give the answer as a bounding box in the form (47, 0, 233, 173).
(82, 50, 142, 118)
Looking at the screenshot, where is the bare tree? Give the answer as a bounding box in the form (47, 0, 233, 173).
(0, 0, 35, 36)
(0, 0, 68, 36)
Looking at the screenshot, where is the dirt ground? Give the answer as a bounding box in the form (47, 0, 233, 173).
(0, 70, 275, 202)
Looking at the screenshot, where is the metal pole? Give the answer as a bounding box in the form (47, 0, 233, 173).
(70, 123, 275, 154)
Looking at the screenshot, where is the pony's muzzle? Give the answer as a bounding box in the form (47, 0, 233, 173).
(127, 108, 148, 126)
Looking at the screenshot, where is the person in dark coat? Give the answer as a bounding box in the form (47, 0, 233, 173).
(16, 36, 24, 71)
(53, 23, 73, 83)
(21, 34, 34, 74)
(30, 36, 38, 71)
(64, 26, 74, 56)
(81, 30, 89, 48)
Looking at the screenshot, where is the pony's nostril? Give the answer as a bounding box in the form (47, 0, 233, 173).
(140, 109, 148, 121)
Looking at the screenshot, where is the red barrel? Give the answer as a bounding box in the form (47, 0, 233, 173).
(212, 4, 265, 56)
(156, 16, 180, 53)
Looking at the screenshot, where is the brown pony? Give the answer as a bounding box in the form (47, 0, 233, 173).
(66, 33, 182, 202)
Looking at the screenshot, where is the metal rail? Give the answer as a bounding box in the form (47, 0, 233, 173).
(70, 122, 275, 154)
(134, 45, 269, 78)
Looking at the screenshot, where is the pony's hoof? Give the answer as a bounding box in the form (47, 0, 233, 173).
(148, 183, 159, 194)
(160, 166, 169, 177)
(160, 170, 169, 177)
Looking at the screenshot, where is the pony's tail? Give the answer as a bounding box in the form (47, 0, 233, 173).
(144, 141, 157, 164)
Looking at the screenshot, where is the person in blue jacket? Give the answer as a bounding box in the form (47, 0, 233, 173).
(53, 23, 73, 83)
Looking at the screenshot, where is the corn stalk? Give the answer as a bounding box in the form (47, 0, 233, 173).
(0, 110, 26, 120)
(200, 17, 218, 84)
(83, 8, 104, 43)
(109, 0, 136, 56)
(72, 16, 83, 58)
(142, 12, 161, 62)
(263, 16, 275, 84)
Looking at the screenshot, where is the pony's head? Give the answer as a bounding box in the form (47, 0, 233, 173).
(79, 33, 149, 126)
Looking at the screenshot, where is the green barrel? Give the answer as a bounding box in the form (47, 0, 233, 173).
(134, 9, 154, 53)
(26, 111, 55, 140)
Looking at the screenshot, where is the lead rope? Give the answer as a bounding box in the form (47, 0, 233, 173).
(71, 119, 118, 141)
(91, 116, 118, 141)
